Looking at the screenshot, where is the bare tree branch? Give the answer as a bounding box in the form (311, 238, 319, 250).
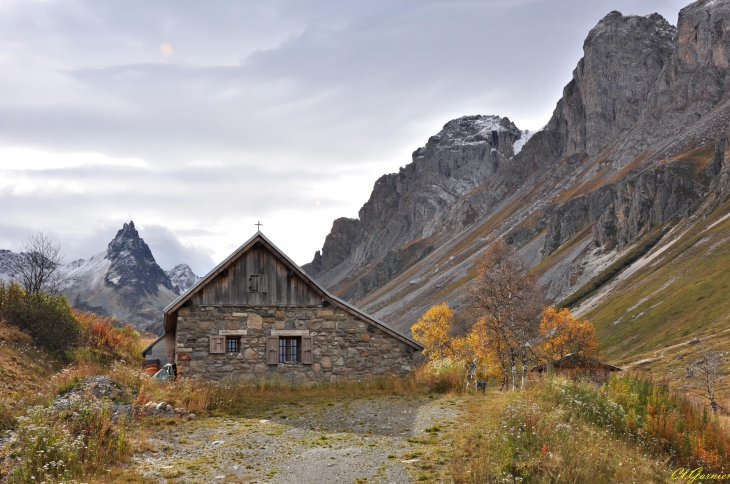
(11, 230, 64, 296)
(689, 342, 722, 413)
(467, 239, 544, 391)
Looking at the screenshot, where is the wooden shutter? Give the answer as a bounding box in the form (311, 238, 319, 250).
(249, 274, 268, 292)
(301, 336, 313, 365)
(210, 336, 225, 354)
(266, 336, 279, 364)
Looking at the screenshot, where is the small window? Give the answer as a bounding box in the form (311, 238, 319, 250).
(249, 274, 268, 292)
(226, 336, 240, 353)
(279, 336, 300, 362)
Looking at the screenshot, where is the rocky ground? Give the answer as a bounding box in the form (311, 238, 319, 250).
(130, 394, 462, 483)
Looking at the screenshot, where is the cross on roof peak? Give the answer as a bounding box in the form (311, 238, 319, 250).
(255, 221, 263, 231)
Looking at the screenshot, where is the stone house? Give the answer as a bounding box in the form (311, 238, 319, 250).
(142, 231, 423, 382)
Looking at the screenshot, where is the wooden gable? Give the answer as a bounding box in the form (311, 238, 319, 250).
(189, 241, 322, 307)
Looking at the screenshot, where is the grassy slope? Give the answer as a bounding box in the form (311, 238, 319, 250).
(586, 198, 730, 359)
(0, 323, 58, 399)
(582, 194, 730, 397)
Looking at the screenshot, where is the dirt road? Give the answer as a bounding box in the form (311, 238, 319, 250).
(132, 394, 461, 483)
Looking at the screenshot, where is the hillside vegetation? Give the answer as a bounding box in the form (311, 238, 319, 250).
(573, 195, 730, 397)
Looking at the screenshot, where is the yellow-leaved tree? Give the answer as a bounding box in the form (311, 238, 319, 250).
(539, 306, 599, 361)
(466, 317, 507, 381)
(411, 302, 465, 360)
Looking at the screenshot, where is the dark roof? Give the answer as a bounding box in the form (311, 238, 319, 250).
(530, 353, 622, 373)
(162, 231, 424, 351)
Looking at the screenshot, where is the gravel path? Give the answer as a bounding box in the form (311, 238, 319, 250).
(131, 394, 460, 483)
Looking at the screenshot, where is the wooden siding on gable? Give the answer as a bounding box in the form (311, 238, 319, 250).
(190, 244, 322, 306)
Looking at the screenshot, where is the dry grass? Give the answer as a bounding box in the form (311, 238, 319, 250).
(72, 310, 148, 365)
(449, 386, 669, 483)
(135, 374, 423, 418)
(447, 374, 730, 483)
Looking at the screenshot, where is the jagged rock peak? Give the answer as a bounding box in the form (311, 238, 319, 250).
(588, 11, 676, 43)
(427, 115, 520, 145)
(419, 115, 522, 159)
(549, 8, 676, 158)
(104, 221, 175, 295)
(166, 263, 201, 294)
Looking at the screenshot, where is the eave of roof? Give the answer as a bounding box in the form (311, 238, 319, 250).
(163, 231, 424, 351)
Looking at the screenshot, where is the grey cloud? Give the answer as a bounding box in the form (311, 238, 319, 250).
(136, 224, 216, 274)
(0, 0, 692, 268)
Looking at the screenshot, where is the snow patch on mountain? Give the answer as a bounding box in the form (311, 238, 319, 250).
(513, 129, 536, 155)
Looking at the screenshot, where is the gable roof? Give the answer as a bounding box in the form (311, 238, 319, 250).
(164, 231, 423, 351)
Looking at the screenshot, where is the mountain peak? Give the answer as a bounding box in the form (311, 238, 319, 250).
(104, 221, 175, 297)
(166, 263, 201, 294)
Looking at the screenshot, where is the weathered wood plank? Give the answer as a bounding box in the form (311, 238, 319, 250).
(192, 243, 321, 306)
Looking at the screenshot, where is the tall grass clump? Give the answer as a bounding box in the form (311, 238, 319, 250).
(5, 401, 130, 483)
(450, 374, 730, 482)
(415, 358, 467, 393)
(0, 398, 15, 432)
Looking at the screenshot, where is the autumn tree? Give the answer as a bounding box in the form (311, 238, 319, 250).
(411, 302, 466, 360)
(539, 306, 600, 362)
(466, 316, 510, 382)
(467, 239, 543, 391)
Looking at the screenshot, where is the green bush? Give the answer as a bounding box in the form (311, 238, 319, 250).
(0, 282, 81, 354)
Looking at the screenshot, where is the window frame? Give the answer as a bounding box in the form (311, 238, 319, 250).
(225, 336, 240, 353)
(278, 336, 301, 363)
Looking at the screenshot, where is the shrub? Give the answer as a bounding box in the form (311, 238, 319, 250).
(416, 357, 467, 393)
(73, 310, 144, 364)
(0, 282, 81, 354)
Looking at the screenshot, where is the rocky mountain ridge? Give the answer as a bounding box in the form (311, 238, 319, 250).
(303, 0, 730, 338)
(0, 222, 200, 333)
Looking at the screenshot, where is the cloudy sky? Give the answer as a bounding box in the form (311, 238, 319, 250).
(0, 0, 690, 274)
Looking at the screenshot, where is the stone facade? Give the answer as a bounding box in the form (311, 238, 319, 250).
(174, 304, 415, 382)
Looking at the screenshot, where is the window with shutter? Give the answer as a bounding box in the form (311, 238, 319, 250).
(210, 336, 225, 354)
(248, 274, 268, 292)
(302, 336, 313, 364)
(278, 337, 301, 362)
(266, 336, 279, 364)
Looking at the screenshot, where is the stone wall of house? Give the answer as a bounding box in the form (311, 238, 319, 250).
(174, 305, 416, 382)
